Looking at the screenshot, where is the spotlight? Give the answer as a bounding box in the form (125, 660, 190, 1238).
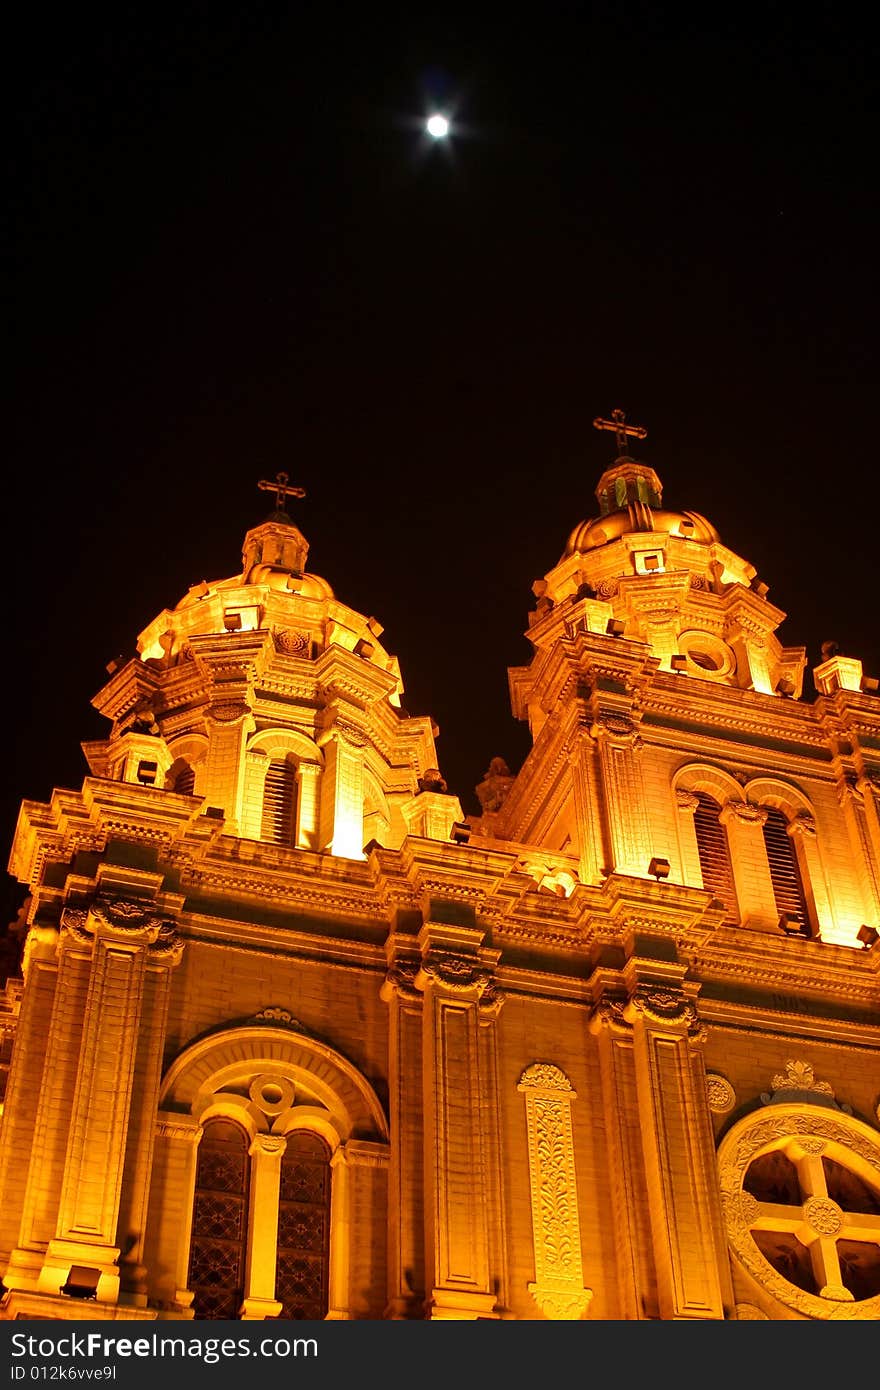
(857, 924, 879, 949)
(606, 618, 625, 637)
(779, 914, 811, 939)
(670, 655, 688, 672)
(450, 822, 472, 844)
(648, 857, 670, 882)
(60, 1266, 100, 1300)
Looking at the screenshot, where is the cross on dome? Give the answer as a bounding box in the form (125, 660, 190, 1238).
(593, 408, 648, 460)
(257, 471, 306, 516)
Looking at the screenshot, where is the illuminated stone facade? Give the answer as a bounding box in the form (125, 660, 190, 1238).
(1, 441, 879, 1321)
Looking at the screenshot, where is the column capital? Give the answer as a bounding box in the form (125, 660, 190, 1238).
(675, 788, 700, 814)
(248, 1133, 287, 1159)
(719, 798, 768, 826)
(624, 983, 704, 1039)
(155, 1115, 204, 1144)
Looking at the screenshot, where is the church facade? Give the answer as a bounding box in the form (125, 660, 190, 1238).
(1, 422, 879, 1321)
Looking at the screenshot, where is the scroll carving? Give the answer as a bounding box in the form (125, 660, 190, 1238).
(517, 1064, 592, 1320)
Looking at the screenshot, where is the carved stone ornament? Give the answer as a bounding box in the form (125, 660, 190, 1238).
(208, 701, 251, 723)
(722, 798, 768, 825)
(760, 1059, 846, 1110)
(630, 985, 698, 1030)
(788, 811, 817, 838)
(63, 895, 179, 955)
(675, 788, 700, 813)
(590, 710, 641, 746)
(273, 627, 310, 656)
(518, 1062, 576, 1095)
(519, 1065, 592, 1320)
(803, 1196, 843, 1235)
(706, 1073, 737, 1113)
(836, 777, 864, 807)
(380, 962, 421, 1005)
(735, 1303, 769, 1320)
(251, 1006, 308, 1032)
(333, 718, 368, 748)
(595, 579, 619, 599)
(718, 1109, 880, 1320)
(417, 951, 492, 997)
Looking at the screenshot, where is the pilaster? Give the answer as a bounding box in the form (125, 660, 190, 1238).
(34, 894, 183, 1304)
(590, 710, 651, 878)
(416, 919, 502, 1319)
(319, 719, 366, 859)
(624, 978, 733, 1320)
(719, 798, 776, 930)
(381, 937, 425, 1318)
(202, 700, 255, 829)
(588, 994, 656, 1318)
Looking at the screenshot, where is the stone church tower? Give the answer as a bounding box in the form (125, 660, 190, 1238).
(1, 419, 879, 1321)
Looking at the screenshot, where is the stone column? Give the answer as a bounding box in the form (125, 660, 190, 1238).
(116, 943, 184, 1306)
(787, 810, 836, 940)
(857, 771, 880, 918)
(719, 799, 776, 930)
(202, 701, 254, 830)
(838, 780, 880, 931)
(0, 929, 62, 1288)
(590, 711, 651, 879)
(588, 997, 655, 1319)
(380, 945, 425, 1319)
(34, 898, 182, 1304)
(150, 1116, 203, 1315)
(240, 748, 269, 840)
(240, 1134, 285, 1319)
(295, 761, 322, 850)
(570, 719, 606, 885)
(674, 789, 702, 892)
(319, 725, 366, 860)
(416, 922, 501, 1319)
(626, 983, 733, 1320)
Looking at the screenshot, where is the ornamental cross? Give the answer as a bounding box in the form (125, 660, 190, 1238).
(257, 471, 306, 512)
(593, 408, 647, 457)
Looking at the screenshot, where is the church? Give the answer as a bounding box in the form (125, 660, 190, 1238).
(1, 413, 879, 1321)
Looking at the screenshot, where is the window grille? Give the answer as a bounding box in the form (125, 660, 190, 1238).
(762, 806, 811, 931)
(275, 1132, 331, 1320)
(693, 794, 738, 922)
(188, 1119, 250, 1320)
(261, 759, 297, 845)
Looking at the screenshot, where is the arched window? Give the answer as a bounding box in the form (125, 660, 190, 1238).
(762, 806, 811, 932)
(261, 758, 297, 845)
(188, 1119, 250, 1320)
(693, 794, 738, 922)
(275, 1132, 331, 1319)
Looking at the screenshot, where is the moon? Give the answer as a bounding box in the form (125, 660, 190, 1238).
(425, 113, 450, 139)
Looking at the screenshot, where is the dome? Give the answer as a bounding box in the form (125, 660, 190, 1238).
(564, 507, 720, 557)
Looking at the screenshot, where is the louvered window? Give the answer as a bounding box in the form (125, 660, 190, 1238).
(762, 807, 811, 931)
(171, 761, 196, 796)
(275, 1132, 331, 1319)
(261, 758, 297, 845)
(188, 1119, 250, 1320)
(693, 794, 738, 922)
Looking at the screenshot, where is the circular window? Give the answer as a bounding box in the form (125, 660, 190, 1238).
(718, 1106, 880, 1318)
(678, 630, 735, 680)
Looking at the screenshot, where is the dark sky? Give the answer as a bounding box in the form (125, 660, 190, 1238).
(4, 5, 879, 927)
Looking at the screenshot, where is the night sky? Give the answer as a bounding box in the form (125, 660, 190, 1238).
(4, 6, 878, 932)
